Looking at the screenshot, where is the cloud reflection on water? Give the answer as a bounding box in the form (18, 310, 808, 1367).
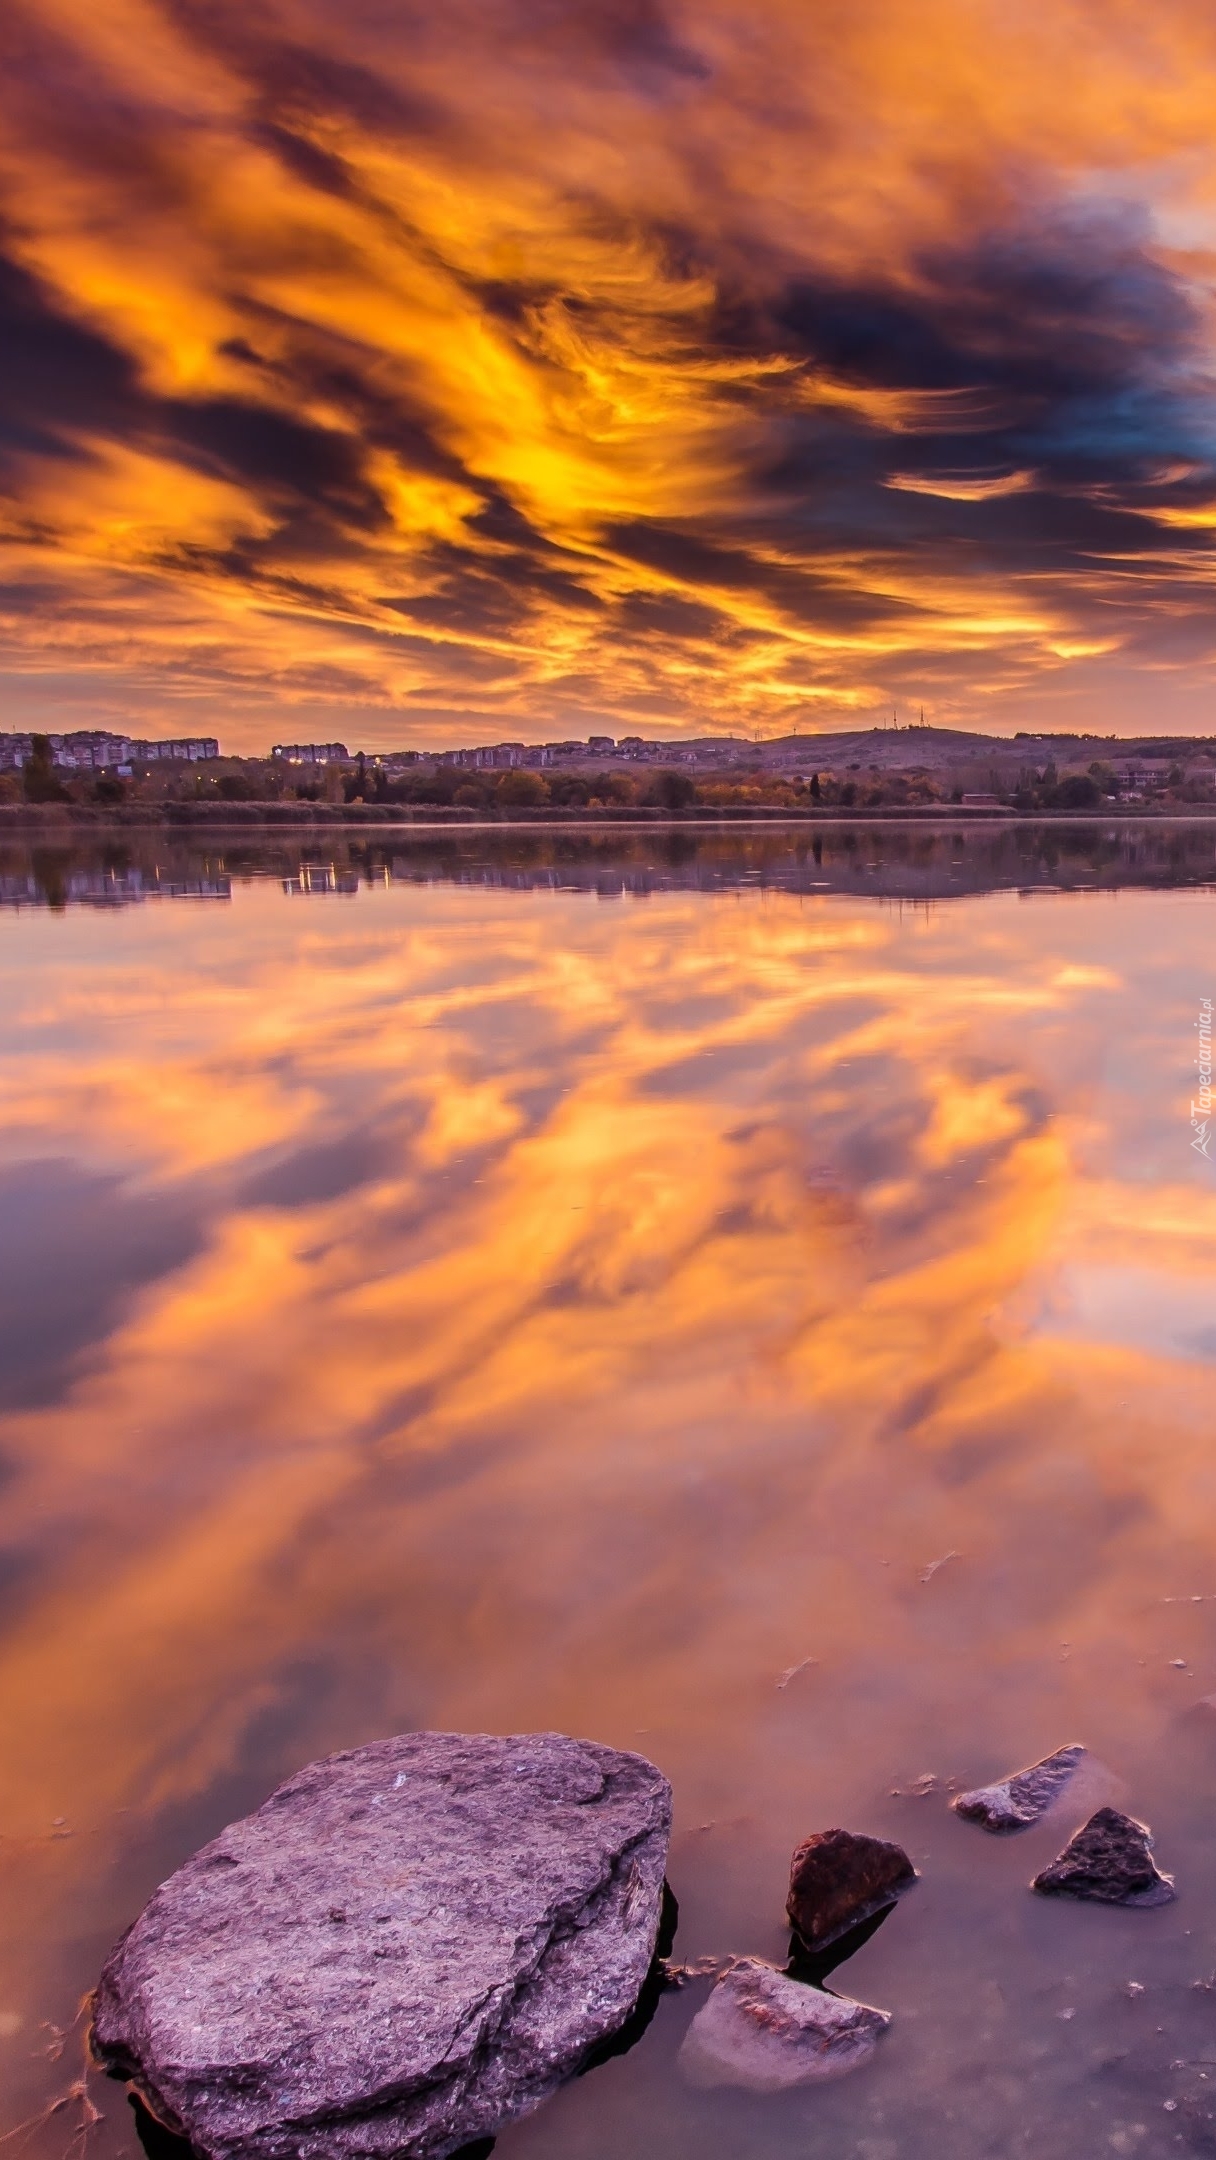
(0, 841, 1214, 2152)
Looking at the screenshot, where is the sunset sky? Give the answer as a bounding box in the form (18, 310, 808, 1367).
(5, 0, 1216, 747)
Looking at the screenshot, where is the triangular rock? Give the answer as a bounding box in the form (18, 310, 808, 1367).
(786, 1827, 918, 1951)
(952, 1743, 1087, 1833)
(1032, 1806, 1175, 1907)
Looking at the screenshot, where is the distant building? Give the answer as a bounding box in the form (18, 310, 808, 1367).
(1113, 760, 1173, 788)
(137, 737, 219, 764)
(0, 731, 217, 770)
(271, 742, 350, 764)
(435, 743, 529, 770)
(51, 732, 134, 770)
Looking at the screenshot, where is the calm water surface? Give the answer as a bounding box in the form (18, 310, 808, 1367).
(3, 823, 1216, 2160)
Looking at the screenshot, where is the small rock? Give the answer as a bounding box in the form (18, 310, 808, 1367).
(1032, 1807, 1175, 1907)
(662, 1954, 730, 1987)
(951, 1743, 1087, 1833)
(889, 1771, 937, 1800)
(787, 1828, 918, 1952)
(679, 1958, 890, 2090)
(91, 1731, 672, 2160)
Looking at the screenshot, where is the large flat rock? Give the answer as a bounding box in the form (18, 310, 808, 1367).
(679, 1959, 890, 2090)
(91, 1731, 672, 2160)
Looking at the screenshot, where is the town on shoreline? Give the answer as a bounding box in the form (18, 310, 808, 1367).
(3, 722, 1216, 821)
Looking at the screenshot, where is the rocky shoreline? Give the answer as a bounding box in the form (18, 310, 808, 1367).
(90, 1732, 1179, 2160)
(92, 1734, 673, 2160)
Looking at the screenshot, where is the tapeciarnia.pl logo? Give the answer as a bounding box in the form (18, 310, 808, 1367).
(1192, 997, 1213, 1159)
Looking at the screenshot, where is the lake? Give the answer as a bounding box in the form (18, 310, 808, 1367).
(2, 820, 1216, 2160)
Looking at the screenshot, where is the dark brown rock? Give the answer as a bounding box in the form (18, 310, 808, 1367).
(952, 1743, 1087, 1833)
(679, 1958, 890, 2090)
(1032, 1806, 1175, 1907)
(91, 1731, 672, 2160)
(786, 1828, 918, 1951)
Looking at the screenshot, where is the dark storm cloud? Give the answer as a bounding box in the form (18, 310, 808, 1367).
(158, 1, 443, 136)
(0, 244, 365, 518)
(167, 399, 382, 521)
(779, 207, 1203, 461)
(508, 0, 710, 87)
(0, 246, 141, 465)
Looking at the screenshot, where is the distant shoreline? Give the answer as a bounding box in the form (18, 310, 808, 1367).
(4, 802, 1216, 834)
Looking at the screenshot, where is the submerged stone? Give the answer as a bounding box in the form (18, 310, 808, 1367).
(679, 1957, 890, 2091)
(1032, 1806, 1175, 1907)
(786, 1827, 918, 1951)
(952, 1743, 1088, 1833)
(91, 1731, 672, 2160)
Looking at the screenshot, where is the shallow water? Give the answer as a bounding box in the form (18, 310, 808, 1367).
(2, 821, 1216, 2160)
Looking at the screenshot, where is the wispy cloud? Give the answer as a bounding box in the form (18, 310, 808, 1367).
(885, 469, 1037, 501)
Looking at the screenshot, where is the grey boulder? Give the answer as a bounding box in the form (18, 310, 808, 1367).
(679, 1958, 890, 2091)
(1032, 1806, 1175, 1907)
(952, 1743, 1087, 1833)
(91, 1731, 672, 2160)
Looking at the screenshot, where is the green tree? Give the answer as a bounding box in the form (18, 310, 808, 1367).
(24, 735, 68, 804)
(646, 768, 696, 810)
(547, 774, 590, 807)
(495, 769, 550, 807)
(1050, 773, 1100, 810)
(589, 770, 636, 804)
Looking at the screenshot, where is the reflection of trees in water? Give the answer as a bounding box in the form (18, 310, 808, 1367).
(27, 849, 67, 912)
(4, 820, 1216, 907)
